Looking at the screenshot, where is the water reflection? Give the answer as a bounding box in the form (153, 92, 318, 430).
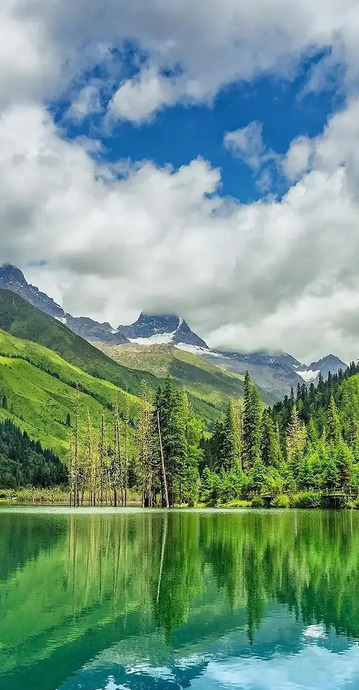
(0, 509, 359, 690)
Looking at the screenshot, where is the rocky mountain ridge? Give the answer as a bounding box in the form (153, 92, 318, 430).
(0, 263, 348, 398)
(0, 264, 128, 344)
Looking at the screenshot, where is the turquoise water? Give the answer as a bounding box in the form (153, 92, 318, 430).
(1, 507, 359, 690)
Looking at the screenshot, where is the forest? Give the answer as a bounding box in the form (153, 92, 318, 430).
(0, 418, 67, 489)
(66, 361, 359, 507)
(3, 362, 359, 507)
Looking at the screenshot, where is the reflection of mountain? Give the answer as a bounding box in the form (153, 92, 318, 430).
(1, 510, 359, 690)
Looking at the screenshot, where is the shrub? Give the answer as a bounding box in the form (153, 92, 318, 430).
(271, 494, 290, 508)
(251, 496, 265, 508)
(290, 491, 322, 508)
(222, 499, 251, 508)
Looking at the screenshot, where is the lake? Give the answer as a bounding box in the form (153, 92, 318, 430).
(1, 508, 359, 690)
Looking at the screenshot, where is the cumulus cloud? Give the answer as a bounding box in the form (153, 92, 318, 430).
(224, 122, 267, 170)
(66, 84, 103, 122)
(2, 0, 359, 121)
(1, 1, 359, 362)
(108, 68, 179, 123)
(1, 97, 359, 362)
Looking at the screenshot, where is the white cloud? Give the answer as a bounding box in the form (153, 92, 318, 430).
(1, 1, 359, 362)
(2, 0, 359, 122)
(224, 122, 266, 170)
(66, 85, 102, 122)
(282, 136, 314, 181)
(108, 68, 179, 124)
(1, 98, 359, 362)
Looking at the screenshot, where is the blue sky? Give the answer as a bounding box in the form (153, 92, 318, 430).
(57, 51, 343, 203)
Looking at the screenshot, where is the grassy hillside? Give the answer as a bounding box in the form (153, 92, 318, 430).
(0, 328, 140, 459)
(0, 289, 155, 396)
(0, 290, 259, 424)
(96, 343, 274, 408)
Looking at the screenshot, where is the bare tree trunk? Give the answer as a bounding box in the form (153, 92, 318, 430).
(124, 400, 129, 507)
(99, 414, 105, 507)
(157, 409, 169, 508)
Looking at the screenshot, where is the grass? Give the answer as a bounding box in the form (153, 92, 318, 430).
(0, 289, 156, 396)
(0, 328, 140, 460)
(96, 343, 271, 422)
(0, 289, 257, 425)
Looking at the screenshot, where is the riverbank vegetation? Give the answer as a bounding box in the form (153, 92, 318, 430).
(2, 360, 359, 508)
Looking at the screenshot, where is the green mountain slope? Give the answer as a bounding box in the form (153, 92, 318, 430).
(96, 343, 275, 408)
(0, 328, 139, 459)
(0, 289, 153, 396)
(0, 290, 272, 424)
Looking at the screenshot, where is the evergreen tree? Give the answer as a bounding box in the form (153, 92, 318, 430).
(242, 373, 261, 473)
(260, 411, 282, 468)
(221, 401, 241, 472)
(286, 406, 307, 486)
(326, 395, 342, 445)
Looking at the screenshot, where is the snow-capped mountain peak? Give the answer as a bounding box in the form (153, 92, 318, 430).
(118, 312, 208, 349)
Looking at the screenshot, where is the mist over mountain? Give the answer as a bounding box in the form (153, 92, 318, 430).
(0, 264, 128, 345)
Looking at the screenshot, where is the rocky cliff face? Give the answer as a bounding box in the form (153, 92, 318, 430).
(119, 312, 208, 348)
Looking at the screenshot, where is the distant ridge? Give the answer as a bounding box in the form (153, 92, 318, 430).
(0, 264, 128, 344)
(119, 312, 208, 349)
(0, 264, 349, 399)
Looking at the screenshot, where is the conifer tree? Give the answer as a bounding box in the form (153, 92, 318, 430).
(242, 373, 261, 472)
(286, 405, 307, 485)
(138, 382, 154, 507)
(326, 395, 342, 445)
(260, 411, 282, 468)
(222, 401, 241, 472)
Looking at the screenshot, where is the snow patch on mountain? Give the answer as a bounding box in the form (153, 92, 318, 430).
(129, 332, 177, 346)
(175, 342, 210, 355)
(297, 368, 320, 383)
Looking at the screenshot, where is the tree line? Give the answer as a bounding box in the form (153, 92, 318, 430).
(201, 363, 359, 504)
(0, 418, 67, 489)
(68, 377, 204, 507)
(3, 359, 359, 505)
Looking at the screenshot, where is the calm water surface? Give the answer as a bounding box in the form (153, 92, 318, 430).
(1, 508, 359, 690)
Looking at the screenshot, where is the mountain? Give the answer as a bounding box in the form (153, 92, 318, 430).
(0, 325, 139, 458)
(204, 349, 347, 394)
(0, 290, 252, 423)
(0, 264, 348, 400)
(116, 313, 347, 397)
(97, 342, 276, 411)
(0, 263, 64, 319)
(0, 264, 128, 344)
(297, 354, 347, 383)
(118, 312, 208, 348)
(0, 289, 152, 397)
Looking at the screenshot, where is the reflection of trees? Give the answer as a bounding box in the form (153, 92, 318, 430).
(2, 510, 359, 688)
(0, 512, 66, 580)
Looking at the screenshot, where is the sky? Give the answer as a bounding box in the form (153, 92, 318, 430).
(1, 1, 359, 363)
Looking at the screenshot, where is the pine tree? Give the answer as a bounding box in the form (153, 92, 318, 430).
(138, 382, 154, 507)
(242, 373, 261, 473)
(260, 410, 282, 468)
(221, 401, 241, 472)
(286, 406, 307, 486)
(326, 395, 342, 445)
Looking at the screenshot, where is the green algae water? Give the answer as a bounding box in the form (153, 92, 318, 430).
(1, 508, 359, 690)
